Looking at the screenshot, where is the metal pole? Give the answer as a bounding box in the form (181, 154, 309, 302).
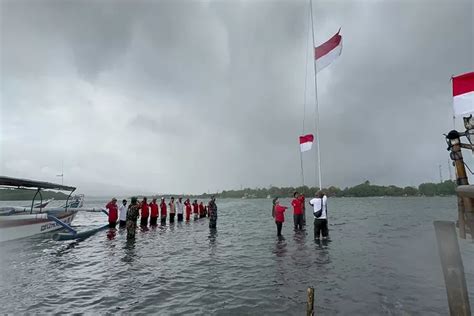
(300, 149, 305, 186)
(309, 0, 322, 190)
(439, 164, 443, 183)
(434, 221, 471, 316)
(300, 5, 311, 188)
(449, 158, 453, 181)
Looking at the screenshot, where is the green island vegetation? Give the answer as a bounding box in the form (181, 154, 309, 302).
(1, 180, 456, 201)
(203, 180, 456, 199)
(0, 188, 69, 201)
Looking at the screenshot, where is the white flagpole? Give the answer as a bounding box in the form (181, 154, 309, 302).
(299, 147, 305, 186)
(310, 0, 322, 190)
(300, 6, 311, 188)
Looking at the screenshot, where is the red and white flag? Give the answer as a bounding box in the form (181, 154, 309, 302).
(453, 72, 474, 117)
(299, 134, 314, 152)
(315, 29, 343, 73)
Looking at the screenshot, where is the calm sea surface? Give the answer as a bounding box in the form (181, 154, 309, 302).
(0, 197, 473, 315)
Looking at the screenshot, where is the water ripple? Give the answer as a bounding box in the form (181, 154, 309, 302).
(0, 197, 473, 314)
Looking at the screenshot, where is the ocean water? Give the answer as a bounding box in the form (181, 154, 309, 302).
(0, 197, 473, 315)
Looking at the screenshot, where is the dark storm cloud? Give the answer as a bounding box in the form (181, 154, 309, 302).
(0, 0, 472, 195)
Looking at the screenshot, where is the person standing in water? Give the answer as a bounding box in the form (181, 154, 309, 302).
(176, 197, 184, 222)
(169, 197, 176, 224)
(105, 198, 118, 229)
(149, 198, 159, 226)
(208, 196, 218, 228)
(140, 197, 149, 227)
(118, 199, 127, 228)
(291, 192, 304, 231)
(126, 197, 140, 240)
(160, 197, 167, 226)
(199, 201, 205, 218)
(192, 200, 199, 221)
(299, 193, 306, 226)
(309, 191, 329, 240)
(273, 197, 288, 239)
(184, 198, 192, 221)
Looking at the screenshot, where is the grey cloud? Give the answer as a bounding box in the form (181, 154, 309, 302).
(1, 0, 473, 195)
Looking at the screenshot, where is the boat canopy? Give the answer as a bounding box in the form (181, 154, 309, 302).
(0, 176, 76, 192)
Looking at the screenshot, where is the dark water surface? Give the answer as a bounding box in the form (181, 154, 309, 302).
(0, 197, 473, 315)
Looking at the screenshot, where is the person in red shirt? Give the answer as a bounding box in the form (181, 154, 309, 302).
(199, 201, 205, 218)
(192, 200, 199, 221)
(160, 198, 167, 226)
(140, 197, 149, 227)
(184, 198, 192, 221)
(273, 197, 288, 239)
(149, 198, 159, 226)
(299, 193, 306, 226)
(105, 198, 118, 229)
(292, 192, 304, 231)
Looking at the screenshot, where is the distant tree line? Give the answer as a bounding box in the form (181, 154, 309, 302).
(0, 188, 69, 201)
(0, 180, 457, 201)
(215, 180, 457, 199)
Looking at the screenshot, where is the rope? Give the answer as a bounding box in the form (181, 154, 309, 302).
(464, 162, 474, 175)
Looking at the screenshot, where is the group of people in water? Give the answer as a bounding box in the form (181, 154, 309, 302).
(105, 196, 218, 240)
(104, 190, 327, 241)
(272, 191, 329, 240)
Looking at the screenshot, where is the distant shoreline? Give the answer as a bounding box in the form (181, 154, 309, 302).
(0, 180, 456, 201)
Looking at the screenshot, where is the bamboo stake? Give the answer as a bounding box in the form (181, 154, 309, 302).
(307, 287, 314, 316)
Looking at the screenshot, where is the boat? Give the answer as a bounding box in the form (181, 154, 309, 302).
(0, 176, 81, 242)
(24, 198, 55, 209)
(61, 194, 84, 208)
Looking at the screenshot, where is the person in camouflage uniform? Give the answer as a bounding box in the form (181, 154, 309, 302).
(208, 196, 218, 229)
(126, 197, 140, 240)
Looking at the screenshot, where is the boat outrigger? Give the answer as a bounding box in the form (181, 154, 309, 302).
(0, 176, 108, 242)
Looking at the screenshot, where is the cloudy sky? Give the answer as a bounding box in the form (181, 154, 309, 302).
(1, 0, 473, 195)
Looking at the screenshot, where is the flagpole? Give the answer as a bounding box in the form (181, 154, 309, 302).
(300, 6, 311, 188)
(310, 0, 322, 190)
(299, 148, 305, 186)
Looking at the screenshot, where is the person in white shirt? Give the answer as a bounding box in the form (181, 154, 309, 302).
(118, 199, 128, 228)
(309, 191, 328, 240)
(169, 197, 176, 224)
(176, 197, 184, 222)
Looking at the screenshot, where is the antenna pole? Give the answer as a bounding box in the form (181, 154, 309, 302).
(439, 164, 443, 183)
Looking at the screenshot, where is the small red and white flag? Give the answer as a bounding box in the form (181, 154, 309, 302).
(453, 72, 474, 117)
(299, 134, 314, 152)
(315, 29, 343, 73)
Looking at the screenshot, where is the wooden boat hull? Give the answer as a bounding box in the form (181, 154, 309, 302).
(0, 210, 77, 242)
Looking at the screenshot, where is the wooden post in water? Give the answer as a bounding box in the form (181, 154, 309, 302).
(447, 130, 469, 239)
(456, 185, 474, 239)
(306, 287, 315, 316)
(434, 221, 471, 316)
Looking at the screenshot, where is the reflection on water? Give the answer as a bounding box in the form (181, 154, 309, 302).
(122, 239, 137, 264)
(0, 197, 473, 315)
(293, 230, 307, 246)
(273, 239, 288, 258)
(208, 227, 218, 244)
(106, 228, 117, 240)
(314, 238, 330, 248)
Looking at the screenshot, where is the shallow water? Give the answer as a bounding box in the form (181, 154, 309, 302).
(0, 197, 473, 315)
